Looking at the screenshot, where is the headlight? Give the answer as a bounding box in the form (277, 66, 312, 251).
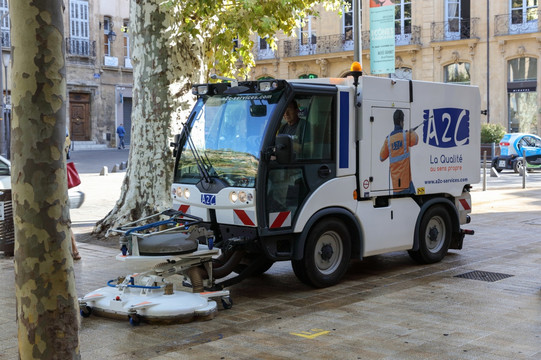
(183, 188, 190, 199)
(229, 191, 238, 203)
(238, 191, 247, 203)
(175, 187, 183, 197)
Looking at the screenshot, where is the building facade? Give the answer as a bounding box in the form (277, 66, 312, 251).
(1, 0, 134, 150)
(251, 0, 541, 135)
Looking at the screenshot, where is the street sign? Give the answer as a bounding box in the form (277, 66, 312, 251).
(369, 1, 395, 74)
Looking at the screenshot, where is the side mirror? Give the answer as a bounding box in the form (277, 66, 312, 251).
(170, 134, 181, 157)
(275, 134, 294, 164)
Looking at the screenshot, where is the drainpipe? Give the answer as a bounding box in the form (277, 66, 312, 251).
(353, 0, 361, 64)
(486, 0, 490, 124)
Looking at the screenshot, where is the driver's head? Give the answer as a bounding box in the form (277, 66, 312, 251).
(284, 101, 299, 125)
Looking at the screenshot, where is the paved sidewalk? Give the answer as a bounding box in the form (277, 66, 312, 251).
(1, 174, 540, 359)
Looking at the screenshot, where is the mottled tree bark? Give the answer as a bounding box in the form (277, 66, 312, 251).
(94, 0, 204, 234)
(11, 0, 80, 358)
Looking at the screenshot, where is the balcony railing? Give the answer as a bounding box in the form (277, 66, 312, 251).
(395, 25, 422, 46)
(66, 38, 96, 57)
(431, 18, 480, 42)
(494, 10, 540, 36)
(255, 47, 276, 61)
(282, 27, 421, 58)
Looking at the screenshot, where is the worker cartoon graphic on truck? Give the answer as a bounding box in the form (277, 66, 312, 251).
(379, 109, 419, 194)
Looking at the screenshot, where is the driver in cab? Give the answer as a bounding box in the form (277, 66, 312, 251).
(278, 100, 305, 140)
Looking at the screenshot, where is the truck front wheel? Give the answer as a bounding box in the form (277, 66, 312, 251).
(409, 205, 451, 264)
(292, 218, 351, 288)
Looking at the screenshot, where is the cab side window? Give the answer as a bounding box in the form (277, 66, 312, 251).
(295, 95, 333, 161)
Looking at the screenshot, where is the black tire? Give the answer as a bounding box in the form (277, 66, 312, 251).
(491, 159, 502, 173)
(80, 305, 92, 318)
(291, 258, 309, 284)
(293, 218, 351, 288)
(221, 297, 233, 310)
(513, 159, 524, 173)
(129, 314, 141, 326)
(409, 205, 452, 264)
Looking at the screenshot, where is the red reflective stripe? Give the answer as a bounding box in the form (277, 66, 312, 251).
(234, 209, 255, 226)
(270, 212, 289, 228)
(178, 204, 190, 213)
(459, 199, 471, 211)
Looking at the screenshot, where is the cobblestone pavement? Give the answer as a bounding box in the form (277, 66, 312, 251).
(1, 172, 540, 359)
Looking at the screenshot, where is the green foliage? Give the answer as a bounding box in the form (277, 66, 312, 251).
(163, 0, 343, 80)
(481, 123, 506, 144)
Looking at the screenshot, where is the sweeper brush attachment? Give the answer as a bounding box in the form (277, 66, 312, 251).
(78, 210, 232, 325)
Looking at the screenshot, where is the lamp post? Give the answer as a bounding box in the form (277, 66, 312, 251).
(2, 51, 9, 159)
(0, 12, 6, 158)
(486, 0, 490, 124)
(353, 0, 362, 64)
(0, 49, 3, 159)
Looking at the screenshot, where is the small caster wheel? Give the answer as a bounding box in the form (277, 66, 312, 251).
(221, 297, 233, 310)
(129, 314, 141, 326)
(80, 305, 92, 318)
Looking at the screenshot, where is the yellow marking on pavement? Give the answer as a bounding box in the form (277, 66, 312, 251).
(290, 328, 330, 339)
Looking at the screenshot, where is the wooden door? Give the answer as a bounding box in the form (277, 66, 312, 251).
(69, 93, 90, 141)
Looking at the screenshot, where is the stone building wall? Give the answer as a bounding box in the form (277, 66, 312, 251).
(251, 0, 541, 134)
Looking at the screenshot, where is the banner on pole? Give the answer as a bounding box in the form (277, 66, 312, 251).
(369, 1, 395, 74)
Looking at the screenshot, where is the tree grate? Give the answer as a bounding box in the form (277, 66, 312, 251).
(455, 270, 514, 282)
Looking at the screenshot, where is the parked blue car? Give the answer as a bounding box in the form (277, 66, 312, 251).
(492, 133, 541, 172)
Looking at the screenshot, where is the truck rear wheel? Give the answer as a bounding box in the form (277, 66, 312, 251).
(409, 205, 451, 264)
(292, 218, 351, 288)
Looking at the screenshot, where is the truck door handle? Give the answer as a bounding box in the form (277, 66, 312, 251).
(318, 165, 331, 178)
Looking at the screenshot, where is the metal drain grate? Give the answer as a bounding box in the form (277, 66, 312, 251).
(455, 270, 514, 282)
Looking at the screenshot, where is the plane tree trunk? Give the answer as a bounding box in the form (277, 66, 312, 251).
(93, 0, 204, 235)
(11, 0, 80, 358)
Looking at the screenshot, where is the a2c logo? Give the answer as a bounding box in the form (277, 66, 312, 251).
(422, 108, 470, 148)
(201, 194, 216, 206)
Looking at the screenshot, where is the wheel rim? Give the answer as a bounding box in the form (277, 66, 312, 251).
(424, 216, 446, 253)
(314, 230, 343, 275)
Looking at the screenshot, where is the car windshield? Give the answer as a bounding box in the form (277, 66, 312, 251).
(174, 90, 283, 187)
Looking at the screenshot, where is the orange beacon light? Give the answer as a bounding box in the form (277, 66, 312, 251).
(350, 61, 362, 72)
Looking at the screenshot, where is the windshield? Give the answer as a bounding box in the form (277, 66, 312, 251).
(174, 90, 283, 188)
